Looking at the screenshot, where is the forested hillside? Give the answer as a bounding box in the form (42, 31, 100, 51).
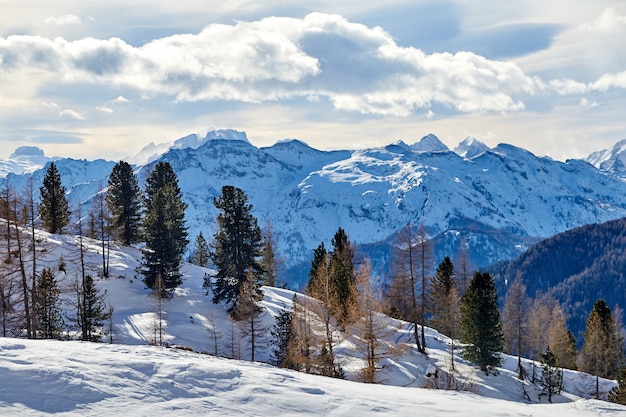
(490, 217, 626, 340)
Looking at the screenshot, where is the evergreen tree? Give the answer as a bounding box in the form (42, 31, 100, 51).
(210, 185, 263, 314)
(35, 268, 64, 339)
(141, 162, 189, 291)
(307, 242, 327, 292)
(270, 306, 294, 368)
(39, 162, 70, 234)
(539, 346, 562, 403)
(189, 232, 210, 267)
(430, 256, 459, 338)
(328, 227, 357, 327)
(579, 299, 625, 398)
(73, 275, 110, 342)
(430, 256, 460, 370)
(608, 368, 626, 405)
(459, 271, 504, 373)
(106, 161, 141, 245)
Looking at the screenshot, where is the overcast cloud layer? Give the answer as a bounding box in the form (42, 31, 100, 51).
(0, 1, 625, 160)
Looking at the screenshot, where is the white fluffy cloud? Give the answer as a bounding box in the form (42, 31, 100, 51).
(0, 13, 574, 117)
(44, 14, 82, 25)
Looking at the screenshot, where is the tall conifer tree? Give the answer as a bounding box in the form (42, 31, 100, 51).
(39, 162, 70, 234)
(141, 162, 188, 290)
(35, 268, 64, 339)
(106, 161, 141, 245)
(328, 227, 357, 327)
(210, 185, 263, 314)
(459, 271, 504, 373)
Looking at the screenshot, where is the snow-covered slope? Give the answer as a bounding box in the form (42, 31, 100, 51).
(0, 230, 624, 416)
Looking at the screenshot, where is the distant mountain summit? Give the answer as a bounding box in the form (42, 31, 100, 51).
(410, 133, 450, 152)
(585, 138, 626, 173)
(454, 136, 489, 158)
(127, 129, 249, 165)
(0, 146, 57, 177)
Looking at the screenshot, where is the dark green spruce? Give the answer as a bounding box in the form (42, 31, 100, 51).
(459, 271, 504, 373)
(141, 162, 189, 291)
(39, 162, 70, 234)
(106, 160, 142, 245)
(209, 185, 263, 314)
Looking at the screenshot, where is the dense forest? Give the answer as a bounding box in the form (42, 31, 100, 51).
(490, 218, 626, 340)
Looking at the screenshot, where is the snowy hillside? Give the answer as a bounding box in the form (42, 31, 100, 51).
(4, 130, 626, 285)
(0, 229, 624, 416)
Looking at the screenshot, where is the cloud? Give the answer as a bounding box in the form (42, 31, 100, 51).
(0, 12, 621, 118)
(583, 8, 626, 33)
(42, 102, 85, 120)
(592, 71, 626, 91)
(44, 14, 82, 25)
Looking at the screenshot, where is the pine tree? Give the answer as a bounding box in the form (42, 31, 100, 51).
(270, 306, 294, 368)
(210, 185, 263, 314)
(189, 232, 210, 267)
(307, 242, 327, 292)
(35, 268, 64, 339)
(430, 256, 459, 338)
(539, 346, 562, 403)
(141, 162, 189, 291)
(106, 161, 141, 245)
(39, 162, 70, 234)
(608, 368, 626, 405)
(328, 227, 357, 327)
(430, 256, 460, 370)
(459, 271, 504, 373)
(83, 275, 110, 342)
(579, 299, 625, 398)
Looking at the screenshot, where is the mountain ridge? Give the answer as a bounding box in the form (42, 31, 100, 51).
(3, 130, 626, 287)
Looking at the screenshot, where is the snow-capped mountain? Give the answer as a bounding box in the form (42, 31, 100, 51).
(454, 136, 490, 158)
(0, 146, 58, 177)
(585, 139, 626, 174)
(3, 131, 626, 287)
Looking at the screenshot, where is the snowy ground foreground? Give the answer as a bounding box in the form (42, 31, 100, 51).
(0, 229, 624, 416)
(2, 338, 626, 417)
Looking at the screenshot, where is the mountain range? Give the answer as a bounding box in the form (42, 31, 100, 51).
(2, 130, 626, 288)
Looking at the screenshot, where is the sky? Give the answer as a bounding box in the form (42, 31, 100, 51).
(0, 1, 625, 161)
